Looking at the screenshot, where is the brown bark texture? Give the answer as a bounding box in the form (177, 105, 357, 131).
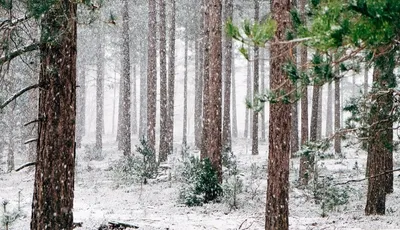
(31, 1, 77, 229)
(159, 0, 168, 161)
(265, 0, 292, 229)
(201, 0, 223, 183)
(252, 0, 259, 155)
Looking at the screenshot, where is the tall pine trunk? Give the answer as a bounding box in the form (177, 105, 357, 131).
(147, 0, 158, 153)
(182, 22, 189, 146)
(260, 48, 266, 142)
(95, 30, 104, 153)
(222, 0, 233, 151)
(166, 0, 176, 155)
(334, 68, 341, 155)
(76, 66, 86, 148)
(244, 47, 252, 138)
(201, 0, 223, 182)
(121, 0, 131, 156)
(325, 82, 333, 136)
(195, 8, 204, 149)
(252, 0, 259, 155)
(139, 41, 148, 139)
(265, 0, 292, 228)
(365, 50, 396, 215)
(31, 2, 77, 229)
(159, 0, 168, 161)
(231, 49, 238, 139)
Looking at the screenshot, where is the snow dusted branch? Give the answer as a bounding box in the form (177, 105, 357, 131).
(0, 42, 40, 65)
(334, 168, 400, 186)
(0, 83, 40, 110)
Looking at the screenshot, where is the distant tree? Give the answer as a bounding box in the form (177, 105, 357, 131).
(139, 40, 148, 139)
(244, 47, 252, 138)
(147, 0, 158, 153)
(166, 0, 176, 155)
(159, 0, 168, 161)
(251, 0, 259, 155)
(120, 0, 131, 156)
(182, 21, 189, 146)
(194, 3, 204, 149)
(95, 27, 104, 153)
(222, 0, 233, 151)
(325, 82, 333, 136)
(231, 49, 238, 139)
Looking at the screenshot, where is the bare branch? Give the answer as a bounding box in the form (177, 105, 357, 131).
(15, 162, 36, 172)
(333, 168, 400, 186)
(24, 119, 41, 127)
(0, 84, 39, 110)
(0, 42, 40, 65)
(24, 138, 38, 144)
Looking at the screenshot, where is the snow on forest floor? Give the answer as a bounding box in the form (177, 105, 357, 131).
(1, 136, 400, 230)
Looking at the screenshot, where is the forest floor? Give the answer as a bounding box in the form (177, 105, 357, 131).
(1, 135, 400, 230)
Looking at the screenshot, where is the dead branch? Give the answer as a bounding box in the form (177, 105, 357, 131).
(24, 119, 41, 127)
(24, 138, 38, 144)
(333, 168, 400, 186)
(0, 42, 40, 65)
(15, 162, 36, 172)
(0, 84, 39, 110)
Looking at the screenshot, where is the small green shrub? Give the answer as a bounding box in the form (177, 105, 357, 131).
(179, 158, 222, 206)
(113, 139, 158, 184)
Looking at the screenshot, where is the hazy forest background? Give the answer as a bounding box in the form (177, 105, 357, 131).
(0, 0, 400, 229)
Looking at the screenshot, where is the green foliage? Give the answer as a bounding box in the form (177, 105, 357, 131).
(113, 139, 158, 185)
(179, 158, 222, 207)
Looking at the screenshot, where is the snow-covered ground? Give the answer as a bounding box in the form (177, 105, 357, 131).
(1, 134, 399, 230)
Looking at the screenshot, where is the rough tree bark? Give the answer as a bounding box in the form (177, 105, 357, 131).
(166, 0, 176, 155)
(365, 50, 396, 215)
(252, 0, 259, 155)
(147, 0, 157, 153)
(201, 0, 223, 182)
(298, 0, 309, 186)
(159, 0, 168, 161)
(265, 0, 292, 229)
(121, 0, 131, 156)
(222, 0, 233, 151)
(31, 1, 77, 229)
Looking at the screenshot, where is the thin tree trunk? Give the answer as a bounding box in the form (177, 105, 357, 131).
(231, 48, 238, 139)
(201, 0, 223, 183)
(201, 0, 210, 160)
(244, 48, 252, 138)
(76, 66, 86, 148)
(31, 2, 77, 228)
(310, 85, 319, 141)
(195, 10, 204, 149)
(7, 127, 14, 172)
(265, 0, 292, 228)
(139, 41, 147, 139)
(325, 82, 333, 136)
(131, 63, 137, 135)
(252, 0, 259, 155)
(121, 0, 131, 156)
(159, 0, 168, 162)
(334, 70, 341, 156)
(317, 86, 322, 139)
(298, 0, 309, 186)
(222, 0, 233, 151)
(364, 64, 369, 94)
(182, 22, 189, 146)
(260, 48, 266, 142)
(147, 0, 158, 153)
(95, 32, 104, 153)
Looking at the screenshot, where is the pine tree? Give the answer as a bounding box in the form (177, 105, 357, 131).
(159, 0, 168, 161)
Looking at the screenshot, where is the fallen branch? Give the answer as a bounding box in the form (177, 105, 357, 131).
(108, 221, 139, 229)
(0, 84, 40, 110)
(15, 162, 36, 172)
(334, 168, 400, 186)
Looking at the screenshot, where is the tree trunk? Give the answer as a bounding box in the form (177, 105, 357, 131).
(131, 62, 137, 136)
(222, 0, 233, 151)
(76, 66, 86, 148)
(252, 0, 259, 155)
(334, 71, 341, 155)
(139, 40, 147, 140)
(310, 85, 320, 141)
(317, 86, 322, 139)
(244, 47, 252, 138)
(325, 82, 333, 136)
(364, 64, 369, 94)
(265, 0, 292, 229)
(298, 0, 309, 186)
(201, 0, 223, 183)
(201, 0, 210, 160)
(365, 50, 396, 215)
(121, 0, 131, 156)
(182, 22, 189, 146)
(195, 10, 204, 149)
(260, 48, 266, 142)
(231, 48, 238, 139)
(166, 0, 176, 155)
(31, 2, 77, 229)
(7, 127, 14, 172)
(147, 0, 157, 153)
(95, 31, 104, 153)
(159, 0, 168, 162)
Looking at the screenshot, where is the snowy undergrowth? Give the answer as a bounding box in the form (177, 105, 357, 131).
(1, 136, 400, 229)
